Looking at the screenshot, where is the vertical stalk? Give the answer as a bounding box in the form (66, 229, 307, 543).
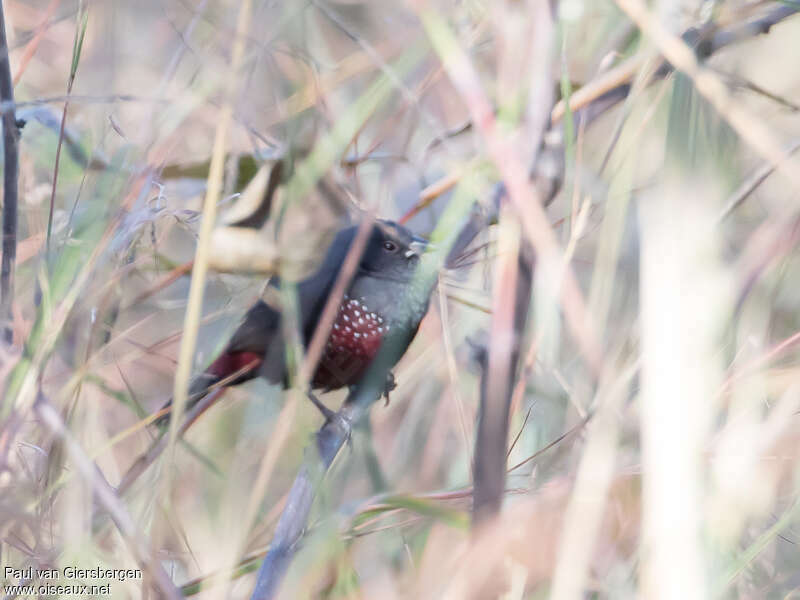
(0, 0, 19, 343)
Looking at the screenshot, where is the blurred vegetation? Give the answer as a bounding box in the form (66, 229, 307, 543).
(1, 0, 800, 599)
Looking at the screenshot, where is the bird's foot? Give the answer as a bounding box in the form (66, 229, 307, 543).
(383, 372, 396, 407)
(306, 390, 337, 422)
(308, 391, 353, 451)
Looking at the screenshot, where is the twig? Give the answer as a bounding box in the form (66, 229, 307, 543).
(400, 167, 465, 224)
(113, 391, 217, 497)
(613, 0, 800, 191)
(705, 4, 800, 55)
(126, 259, 194, 308)
(0, 0, 19, 344)
(718, 138, 800, 222)
(249, 385, 381, 600)
(551, 3, 800, 125)
(506, 405, 534, 460)
(507, 412, 593, 473)
(34, 394, 182, 600)
(12, 0, 62, 85)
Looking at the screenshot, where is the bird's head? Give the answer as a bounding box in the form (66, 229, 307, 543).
(358, 220, 429, 283)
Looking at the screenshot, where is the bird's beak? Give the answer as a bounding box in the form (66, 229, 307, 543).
(406, 235, 430, 258)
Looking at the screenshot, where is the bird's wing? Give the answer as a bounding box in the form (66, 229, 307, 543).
(297, 225, 360, 342)
(226, 299, 281, 353)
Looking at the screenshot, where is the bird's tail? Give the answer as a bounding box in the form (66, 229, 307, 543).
(152, 374, 221, 428)
(152, 350, 263, 427)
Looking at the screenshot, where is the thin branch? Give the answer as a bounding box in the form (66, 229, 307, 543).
(249, 385, 382, 600)
(705, 4, 800, 55)
(718, 138, 800, 222)
(12, 0, 62, 85)
(0, 0, 19, 344)
(613, 0, 800, 192)
(551, 3, 800, 125)
(506, 405, 534, 460)
(507, 412, 593, 474)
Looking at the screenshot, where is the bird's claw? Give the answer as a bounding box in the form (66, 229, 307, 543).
(307, 391, 352, 444)
(306, 391, 337, 422)
(383, 372, 396, 407)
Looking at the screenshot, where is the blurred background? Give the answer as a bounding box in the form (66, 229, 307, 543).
(2, 0, 800, 598)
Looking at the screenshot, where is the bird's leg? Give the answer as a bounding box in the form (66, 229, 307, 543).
(383, 372, 397, 407)
(307, 390, 353, 448)
(306, 390, 337, 422)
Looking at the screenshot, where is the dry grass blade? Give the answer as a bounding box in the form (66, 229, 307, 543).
(168, 0, 252, 459)
(45, 2, 87, 255)
(35, 395, 182, 600)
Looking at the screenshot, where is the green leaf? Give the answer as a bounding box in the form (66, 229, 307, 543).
(352, 494, 469, 531)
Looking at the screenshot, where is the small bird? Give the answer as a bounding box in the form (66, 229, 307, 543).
(157, 219, 432, 424)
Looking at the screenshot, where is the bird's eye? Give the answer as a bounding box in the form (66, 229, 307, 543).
(382, 241, 398, 253)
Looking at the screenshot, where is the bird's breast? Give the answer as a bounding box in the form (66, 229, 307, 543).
(312, 294, 390, 389)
